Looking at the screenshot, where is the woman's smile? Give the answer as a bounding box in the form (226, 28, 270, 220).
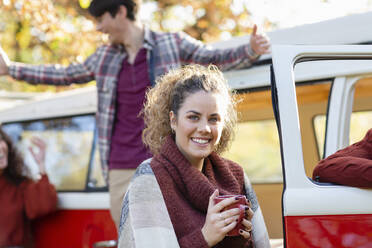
(191, 137, 211, 145)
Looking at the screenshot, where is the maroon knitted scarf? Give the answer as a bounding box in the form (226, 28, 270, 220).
(151, 135, 251, 247)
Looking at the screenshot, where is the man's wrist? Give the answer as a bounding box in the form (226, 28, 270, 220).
(246, 45, 260, 60)
(0, 64, 9, 75)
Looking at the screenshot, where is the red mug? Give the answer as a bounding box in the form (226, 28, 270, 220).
(213, 195, 248, 236)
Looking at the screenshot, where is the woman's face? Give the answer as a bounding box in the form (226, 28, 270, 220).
(170, 91, 226, 169)
(0, 138, 9, 170)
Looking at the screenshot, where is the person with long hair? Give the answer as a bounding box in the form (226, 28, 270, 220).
(0, 128, 57, 247)
(118, 65, 270, 248)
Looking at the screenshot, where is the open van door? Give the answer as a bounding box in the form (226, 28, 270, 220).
(271, 45, 372, 247)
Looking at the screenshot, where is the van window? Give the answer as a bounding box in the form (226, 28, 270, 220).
(313, 111, 372, 159)
(350, 78, 372, 144)
(295, 79, 332, 177)
(223, 88, 282, 183)
(224, 119, 282, 183)
(2, 114, 106, 191)
(350, 111, 372, 143)
(313, 77, 372, 161)
(87, 131, 106, 189)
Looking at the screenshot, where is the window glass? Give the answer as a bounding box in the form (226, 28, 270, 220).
(87, 130, 106, 189)
(293, 67, 331, 177)
(350, 78, 372, 144)
(350, 111, 372, 144)
(223, 120, 282, 183)
(313, 115, 326, 159)
(2, 115, 105, 191)
(314, 78, 372, 160)
(314, 111, 372, 160)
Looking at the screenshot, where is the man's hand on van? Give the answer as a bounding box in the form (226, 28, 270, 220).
(250, 24, 271, 55)
(0, 46, 10, 75)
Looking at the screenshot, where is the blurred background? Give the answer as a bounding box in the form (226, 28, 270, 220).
(2, 0, 372, 93)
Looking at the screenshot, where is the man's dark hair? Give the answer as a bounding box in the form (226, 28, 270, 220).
(88, 0, 140, 21)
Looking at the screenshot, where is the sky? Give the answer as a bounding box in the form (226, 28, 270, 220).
(141, 0, 372, 32)
(245, 0, 372, 29)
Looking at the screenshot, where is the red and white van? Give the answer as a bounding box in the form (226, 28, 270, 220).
(271, 45, 372, 247)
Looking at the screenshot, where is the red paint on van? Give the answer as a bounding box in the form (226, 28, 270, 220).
(32, 210, 117, 248)
(285, 214, 372, 248)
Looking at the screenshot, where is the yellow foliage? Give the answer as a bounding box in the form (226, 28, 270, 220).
(79, 0, 90, 9)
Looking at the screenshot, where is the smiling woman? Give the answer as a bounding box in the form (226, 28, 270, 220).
(142, 64, 236, 157)
(0, 127, 57, 247)
(118, 64, 270, 248)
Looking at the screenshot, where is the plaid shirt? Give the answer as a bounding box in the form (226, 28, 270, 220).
(9, 28, 259, 180)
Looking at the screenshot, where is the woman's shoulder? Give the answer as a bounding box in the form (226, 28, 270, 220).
(128, 158, 159, 190)
(0, 172, 29, 187)
(133, 158, 154, 178)
(119, 158, 179, 248)
(0, 174, 23, 189)
(19, 174, 49, 187)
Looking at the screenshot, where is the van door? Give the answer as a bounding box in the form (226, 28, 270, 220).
(271, 45, 372, 247)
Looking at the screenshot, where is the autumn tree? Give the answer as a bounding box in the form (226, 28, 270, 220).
(0, 0, 100, 91)
(152, 0, 259, 42)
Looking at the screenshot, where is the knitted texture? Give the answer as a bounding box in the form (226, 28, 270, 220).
(313, 128, 372, 187)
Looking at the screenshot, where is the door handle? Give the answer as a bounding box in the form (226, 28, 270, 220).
(93, 240, 117, 248)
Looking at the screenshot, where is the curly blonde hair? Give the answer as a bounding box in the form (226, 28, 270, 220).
(142, 64, 237, 155)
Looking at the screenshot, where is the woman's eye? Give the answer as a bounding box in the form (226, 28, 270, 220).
(188, 115, 199, 120)
(209, 117, 218, 123)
